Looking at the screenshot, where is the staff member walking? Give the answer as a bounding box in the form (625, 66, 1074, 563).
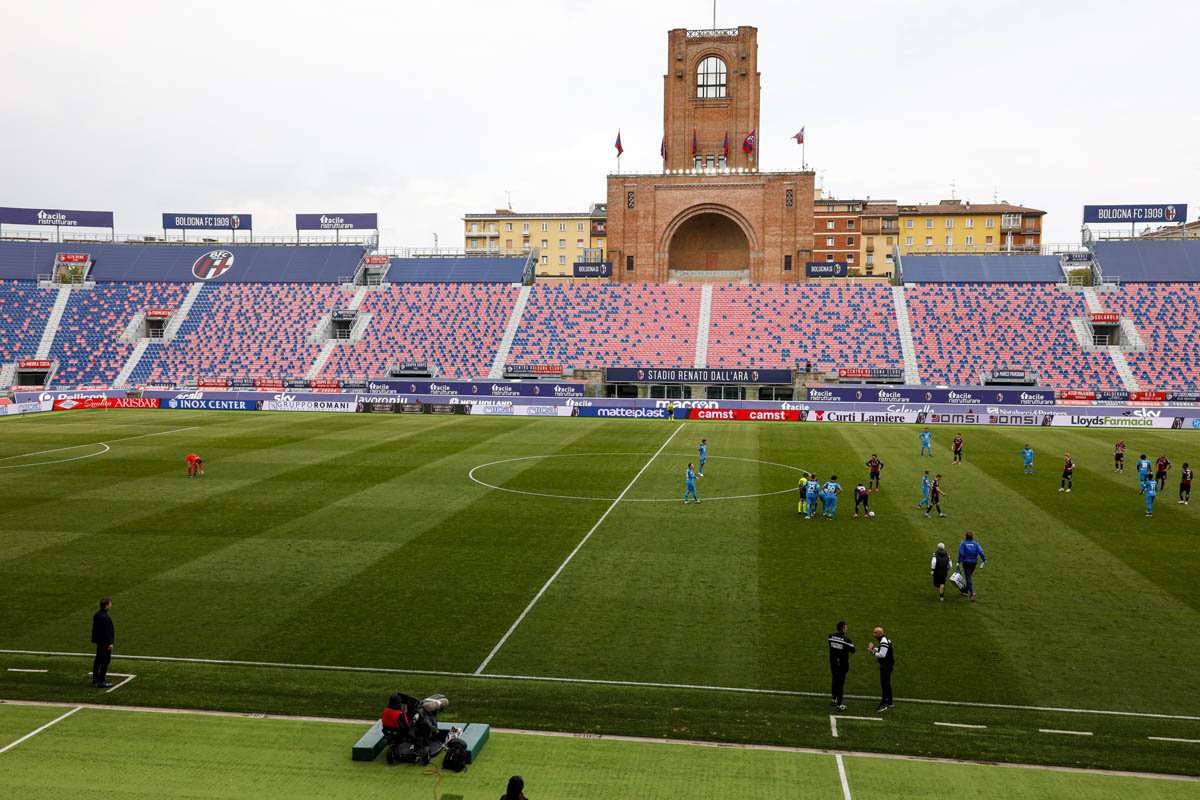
(91, 598, 115, 688)
(828, 621, 855, 711)
(931, 542, 953, 601)
(958, 531, 987, 602)
(867, 627, 894, 712)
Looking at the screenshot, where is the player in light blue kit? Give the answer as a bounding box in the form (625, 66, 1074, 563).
(919, 428, 933, 457)
(1021, 444, 1034, 475)
(698, 439, 707, 477)
(685, 463, 700, 503)
(917, 470, 931, 509)
(1141, 474, 1156, 517)
(1136, 454, 1152, 484)
(805, 474, 821, 519)
(822, 475, 843, 519)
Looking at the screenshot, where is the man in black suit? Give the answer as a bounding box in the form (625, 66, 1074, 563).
(91, 598, 114, 688)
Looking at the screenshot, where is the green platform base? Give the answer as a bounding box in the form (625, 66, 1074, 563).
(352, 719, 490, 763)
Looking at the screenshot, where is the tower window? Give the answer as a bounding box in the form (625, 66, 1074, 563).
(697, 56, 727, 98)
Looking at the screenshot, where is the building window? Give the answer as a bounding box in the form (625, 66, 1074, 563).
(965, 235, 974, 245)
(784, 254, 792, 271)
(826, 254, 835, 262)
(845, 237, 854, 247)
(986, 218, 995, 228)
(627, 191, 634, 209)
(505, 239, 512, 248)
(905, 236, 913, 246)
(906, 219, 914, 229)
(1026, 235, 1035, 245)
(785, 189, 793, 207)
(718, 154, 726, 168)
(925, 237, 933, 246)
(505, 222, 513, 232)
(626, 255, 634, 271)
(577, 239, 584, 248)
(826, 236, 835, 246)
(470, 223, 478, 232)
(541, 222, 549, 232)
(706, 154, 715, 168)
(945, 218, 953, 229)
(559, 255, 566, 265)
(557, 222, 564, 232)
(693, 155, 703, 169)
(522, 223, 530, 233)
(470, 239, 478, 249)
(945, 235, 952, 246)
(540, 255, 547, 264)
(925, 219, 933, 229)
(577, 222, 585, 231)
(847, 219, 856, 230)
(697, 56, 727, 98)
(847, 253, 855, 263)
(866, 254, 875, 265)
(826, 220, 835, 230)
(886, 237, 893, 245)
(488, 223, 496, 232)
(559, 239, 566, 248)
(541, 239, 548, 248)
(965, 218, 974, 229)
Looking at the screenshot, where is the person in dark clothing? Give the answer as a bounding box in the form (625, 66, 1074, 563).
(931, 542, 953, 601)
(827, 621, 855, 711)
(868, 627, 894, 712)
(865, 455, 884, 490)
(502, 775, 529, 800)
(91, 598, 114, 688)
(1179, 463, 1193, 505)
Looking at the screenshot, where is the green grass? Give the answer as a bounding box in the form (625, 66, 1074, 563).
(2, 705, 1196, 799)
(2, 409, 1199, 779)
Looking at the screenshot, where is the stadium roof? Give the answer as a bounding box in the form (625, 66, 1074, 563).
(902, 254, 1063, 283)
(387, 256, 526, 283)
(1094, 241, 1200, 282)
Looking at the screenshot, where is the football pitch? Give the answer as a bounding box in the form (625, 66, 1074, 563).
(2, 409, 1199, 792)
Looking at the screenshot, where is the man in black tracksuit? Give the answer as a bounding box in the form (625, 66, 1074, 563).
(91, 598, 115, 688)
(828, 621, 855, 711)
(868, 627, 894, 712)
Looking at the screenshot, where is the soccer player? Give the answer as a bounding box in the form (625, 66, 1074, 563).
(917, 470, 931, 510)
(697, 439, 707, 477)
(1021, 444, 1034, 475)
(1141, 473, 1156, 517)
(925, 474, 947, 518)
(853, 483, 871, 518)
(1114, 440, 1126, 473)
(1155, 454, 1171, 492)
(806, 473, 821, 519)
(1136, 454, 1152, 484)
(919, 428, 933, 457)
(952, 433, 964, 465)
(1179, 463, 1193, 505)
(186, 453, 203, 477)
(865, 454, 884, 490)
(1060, 453, 1075, 492)
(822, 475, 842, 520)
(684, 463, 699, 503)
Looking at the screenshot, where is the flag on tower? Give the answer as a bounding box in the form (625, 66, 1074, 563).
(793, 127, 805, 144)
(660, 137, 667, 159)
(723, 131, 729, 159)
(691, 130, 697, 155)
(742, 129, 756, 155)
(614, 131, 623, 157)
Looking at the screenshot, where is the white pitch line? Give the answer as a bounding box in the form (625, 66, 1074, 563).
(4, 647, 1200, 722)
(934, 722, 988, 729)
(1040, 728, 1093, 736)
(0, 426, 199, 461)
(473, 423, 687, 674)
(0, 706, 82, 755)
(0, 443, 109, 470)
(0, 699, 1197, 783)
(81, 672, 137, 694)
(830, 714, 881, 738)
(836, 753, 853, 799)
(1148, 736, 1200, 744)
(6, 669, 48, 673)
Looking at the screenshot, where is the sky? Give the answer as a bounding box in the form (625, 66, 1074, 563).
(2, 0, 1197, 248)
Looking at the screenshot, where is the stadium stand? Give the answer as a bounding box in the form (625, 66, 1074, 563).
(901, 255, 1064, 283)
(506, 284, 700, 369)
(0, 280, 55, 361)
(1106, 283, 1200, 389)
(0, 241, 365, 283)
(386, 257, 527, 284)
(707, 284, 900, 371)
(320, 283, 519, 379)
(48, 282, 188, 387)
(905, 284, 1121, 387)
(131, 282, 342, 383)
(1093, 241, 1200, 282)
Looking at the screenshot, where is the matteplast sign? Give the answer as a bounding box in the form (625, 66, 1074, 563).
(1082, 204, 1187, 224)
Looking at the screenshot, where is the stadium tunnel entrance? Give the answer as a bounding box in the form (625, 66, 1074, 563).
(666, 209, 751, 275)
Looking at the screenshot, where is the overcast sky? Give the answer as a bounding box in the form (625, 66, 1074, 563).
(2, 0, 1197, 247)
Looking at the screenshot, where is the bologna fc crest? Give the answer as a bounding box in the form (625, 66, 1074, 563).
(1166, 205, 1177, 222)
(192, 250, 235, 280)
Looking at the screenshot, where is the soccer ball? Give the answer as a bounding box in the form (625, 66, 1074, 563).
(867, 511, 875, 517)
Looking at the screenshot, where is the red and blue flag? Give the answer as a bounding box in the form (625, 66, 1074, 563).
(614, 131, 623, 157)
(723, 131, 729, 159)
(742, 129, 756, 155)
(691, 130, 697, 155)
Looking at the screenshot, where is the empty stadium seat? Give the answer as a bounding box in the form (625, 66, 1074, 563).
(0, 280, 56, 363)
(1106, 283, 1200, 389)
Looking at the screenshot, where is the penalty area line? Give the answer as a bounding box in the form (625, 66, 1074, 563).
(0, 706, 83, 755)
(473, 422, 687, 675)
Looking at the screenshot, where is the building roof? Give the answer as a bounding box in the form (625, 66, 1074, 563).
(898, 200, 1045, 216)
(464, 207, 604, 221)
(862, 203, 899, 216)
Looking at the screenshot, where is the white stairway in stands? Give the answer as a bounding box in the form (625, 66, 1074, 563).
(0, 362, 15, 388)
(113, 282, 207, 386)
(1082, 287, 1139, 391)
(305, 287, 370, 380)
(694, 284, 713, 368)
(892, 286, 921, 384)
(35, 285, 72, 359)
(113, 341, 151, 388)
(488, 285, 531, 379)
(163, 283, 206, 341)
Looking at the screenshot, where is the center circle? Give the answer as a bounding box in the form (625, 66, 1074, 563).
(467, 452, 806, 502)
